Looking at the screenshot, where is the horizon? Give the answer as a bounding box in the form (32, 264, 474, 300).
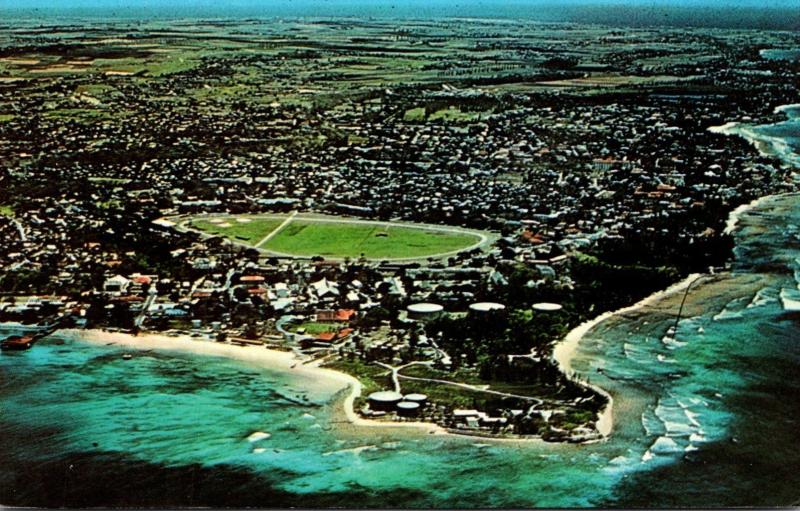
(2, 0, 798, 31)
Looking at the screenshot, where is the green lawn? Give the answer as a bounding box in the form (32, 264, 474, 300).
(0, 204, 13, 217)
(403, 106, 426, 121)
(291, 321, 343, 335)
(191, 217, 284, 244)
(263, 221, 480, 259)
(428, 107, 486, 123)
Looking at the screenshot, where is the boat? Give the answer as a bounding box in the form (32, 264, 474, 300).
(1, 335, 34, 351)
(122, 353, 133, 360)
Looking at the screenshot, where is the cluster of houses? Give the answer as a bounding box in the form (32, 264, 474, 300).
(0, 21, 798, 438)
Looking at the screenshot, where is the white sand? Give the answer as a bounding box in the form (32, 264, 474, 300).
(707, 121, 739, 134)
(774, 103, 800, 115)
(60, 328, 446, 436)
(552, 273, 702, 438)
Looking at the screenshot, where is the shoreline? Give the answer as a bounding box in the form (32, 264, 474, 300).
(57, 328, 450, 436)
(567, 101, 800, 441)
(708, 104, 800, 168)
(17, 101, 798, 445)
(48, 328, 579, 445)
(552, 272, 702, 439)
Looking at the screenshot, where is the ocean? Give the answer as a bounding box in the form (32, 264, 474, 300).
(2, 91, 800, 511)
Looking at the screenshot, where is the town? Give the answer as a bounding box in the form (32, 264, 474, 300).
(1, 17, 798, 441)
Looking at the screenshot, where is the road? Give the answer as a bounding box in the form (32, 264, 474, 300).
(135, 292, 157, 328)
(11, 219, 26, 242)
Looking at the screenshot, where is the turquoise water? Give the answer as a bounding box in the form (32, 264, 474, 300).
(731, 105, 800, 169)
(2, 114, 800, 507)
(761, 48, 800, 61)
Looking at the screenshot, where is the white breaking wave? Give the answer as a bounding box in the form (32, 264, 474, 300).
(748, 287, 779, 308)
(650, 436, 682, 455)
(246, 431, 271, 442)
(322, 445, 378, 457)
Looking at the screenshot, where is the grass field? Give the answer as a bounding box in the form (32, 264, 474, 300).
(191, 217, 284, 244)
(262, 220, 480, 259)
(189, 215, 482, 259)
(290, 321, 343, 335)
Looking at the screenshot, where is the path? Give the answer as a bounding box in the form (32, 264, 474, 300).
(255, 210, 297, 249)
(12, 219, 26, 242)
(135, 292, 157, 328)
(395, 371, 544, 405)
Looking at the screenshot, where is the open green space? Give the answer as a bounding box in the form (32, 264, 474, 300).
(0, 204, 14, 217)
(190, 217, 284, 244)
(428, 106, 486, 122)
(290, 321, 344, 335)
(188, 215, 482, 259)
(263, 220, 480, 259)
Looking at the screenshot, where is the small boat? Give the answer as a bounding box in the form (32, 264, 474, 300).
(122, 353, 133, 360)
(1, 335, 34, 351)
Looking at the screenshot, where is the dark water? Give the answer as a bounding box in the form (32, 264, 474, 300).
(2, 109, 800, 509)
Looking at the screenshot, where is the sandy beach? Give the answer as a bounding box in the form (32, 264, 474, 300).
(50, 255, 764, 445)
(553, 273, 703, 438)
(59, 328, 448, 437)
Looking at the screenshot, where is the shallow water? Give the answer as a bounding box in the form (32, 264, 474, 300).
(2, 120, 800, 508)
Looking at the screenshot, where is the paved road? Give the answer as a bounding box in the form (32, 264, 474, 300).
(12, 219, 26, 242)
(135, 292, 157, 328)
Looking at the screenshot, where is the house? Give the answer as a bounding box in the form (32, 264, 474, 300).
(311, 278, 340, 298)
(316, 308, 356, 322)
(103, 275, 131, 294)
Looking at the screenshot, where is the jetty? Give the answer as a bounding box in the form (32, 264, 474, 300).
(1, 316, 70, 351)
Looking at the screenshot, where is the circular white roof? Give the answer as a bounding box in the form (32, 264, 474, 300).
(407, 303, 444, 314)
(397, 401, 421, 410)
(368, 391, 403, 402)
(469, 302, 506, 312)
(404, 393, 428, 402)
(533, 302, 563, 312)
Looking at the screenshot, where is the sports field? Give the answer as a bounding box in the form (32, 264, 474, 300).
(190, 217, 283, 244)
(187, 215, 485, 260)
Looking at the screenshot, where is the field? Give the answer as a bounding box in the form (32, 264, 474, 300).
(290, 321, 343, 335)
(187, 215, 484, 260)
(264, 221, 480, 259)
(190, 217, 284, 245)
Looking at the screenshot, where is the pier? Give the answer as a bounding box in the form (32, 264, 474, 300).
(1, 316, 70, 351)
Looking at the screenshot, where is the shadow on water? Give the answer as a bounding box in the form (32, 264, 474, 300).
(607, 344, 800, 507)
(0, 448, 427, 508)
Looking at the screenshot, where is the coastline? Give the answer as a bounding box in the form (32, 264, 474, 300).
(57, 328, 448, 436)
(566, 101, 800, 441)
(50, 328, 582, 444)
(552, 272, 702, 439)
(28, 102, 800, 446)
(708, 105, 800, 168)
